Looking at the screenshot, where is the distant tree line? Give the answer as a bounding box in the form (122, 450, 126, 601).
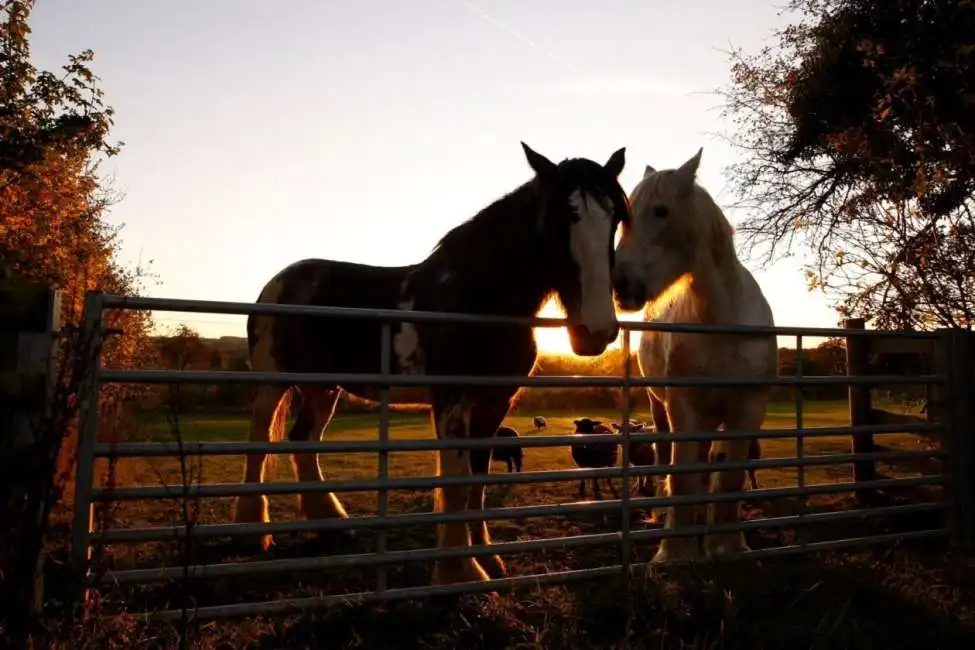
(142, 326, 863, 415)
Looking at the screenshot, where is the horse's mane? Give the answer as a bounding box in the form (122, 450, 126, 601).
(428, 180, 539, 263)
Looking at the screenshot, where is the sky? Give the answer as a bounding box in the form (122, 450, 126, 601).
(28, 0, 838, 354)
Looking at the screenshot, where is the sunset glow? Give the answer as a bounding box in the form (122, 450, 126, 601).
(532, 297, 644, 356)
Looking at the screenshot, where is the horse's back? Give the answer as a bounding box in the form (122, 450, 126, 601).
(248, 258, 415, 373)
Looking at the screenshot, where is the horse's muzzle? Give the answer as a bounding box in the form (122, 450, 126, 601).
(612, 267, 647, 312)
(568, 323, 619, 356)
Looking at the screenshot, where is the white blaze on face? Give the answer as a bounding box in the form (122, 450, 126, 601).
(568, 189, 616, 334)
(393, 299, 424, 375)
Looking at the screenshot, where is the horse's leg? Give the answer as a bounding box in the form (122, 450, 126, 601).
(704, 395, 766, 557)
(430, 394, 491, 585)
(463, 395, 510, 580)
(648, 392, 671, 523)
(652, 394, 709, 563)
(233, 383, 289, 551)
(288, 386, 349, 522)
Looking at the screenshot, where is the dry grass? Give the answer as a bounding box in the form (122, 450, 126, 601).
(39, 399, 971, 650)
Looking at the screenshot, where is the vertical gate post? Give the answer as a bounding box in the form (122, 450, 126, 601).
(72, 291, 104, 585)
(937, 328, 975, 550)
(844, 318, 876, 504)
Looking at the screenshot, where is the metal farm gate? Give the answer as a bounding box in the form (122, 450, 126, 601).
(71, 292, 975, 621)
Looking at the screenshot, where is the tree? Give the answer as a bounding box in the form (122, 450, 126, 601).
(158, 324, 208, 371)
(721, 0, 975, 330)
(0, 1, 152, 640)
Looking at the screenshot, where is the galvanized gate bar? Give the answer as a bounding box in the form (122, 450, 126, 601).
(142, 529, 948, 623)
(376, 323, 391, 593)
(89, 449, 947, 502)
(98, 293, 942, 339)
(95, 501, 949, 585)
(97, 367, 941, 388)
(91, 421, 944, 457)
(91, 474, 948, 544)
(71, 291, 104, 582)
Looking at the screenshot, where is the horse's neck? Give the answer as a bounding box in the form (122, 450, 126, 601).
(425, 187, 553, 316)
(682, 254, 746, 325)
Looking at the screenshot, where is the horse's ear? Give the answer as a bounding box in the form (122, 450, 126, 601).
(573, 419, 582, 426)
(674, 147, 702, 198)
(644, 164, 656, 177)
(522, 142, 558, 181)
(603, 147, 626, 177)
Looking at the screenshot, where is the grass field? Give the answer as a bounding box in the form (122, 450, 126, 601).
(55, 399, 973, 649)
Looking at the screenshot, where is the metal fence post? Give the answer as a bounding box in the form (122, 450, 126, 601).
(619, 329, 633, 577)
(937, 328, 975, 550)
(376, 322, 391, 594)
(844, 318, 876, 505)
(72, 291, 104, 583)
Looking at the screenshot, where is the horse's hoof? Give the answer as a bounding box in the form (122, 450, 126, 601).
(705, 533, 751, 557)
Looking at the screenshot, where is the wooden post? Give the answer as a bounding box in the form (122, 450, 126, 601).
(936, 329, 975, 550)
(844, 318, 876, 504)
(0, 281, 61, 618)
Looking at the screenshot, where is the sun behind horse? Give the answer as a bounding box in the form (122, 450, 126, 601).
(234, 142, 630, 586)
(612, 148, 777, 563)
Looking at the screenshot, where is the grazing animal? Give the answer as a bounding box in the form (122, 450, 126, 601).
(611, 420, 657, 496)
(570, 418, 619, 498)
(233, 142, 630, 587)
(491, 426, 523, 473)
(533, 415, 547, 430)
(612, 148, 778, 562)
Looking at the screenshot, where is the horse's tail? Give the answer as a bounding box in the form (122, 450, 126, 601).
(269, 386, 294, 443)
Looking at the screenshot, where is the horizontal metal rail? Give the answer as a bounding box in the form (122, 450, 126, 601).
(99, 293, 941, 339)
(91, 451, 945, 502)
(134, 528, 946, 622)
(93, 421, 943, 458)
(94, 478, 946, 543)
(98, 367, 941, 388)
(95, 501, 948, 585)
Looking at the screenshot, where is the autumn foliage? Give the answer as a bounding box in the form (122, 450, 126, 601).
(722, 0, 975, 330)
(1, 1, 154, 642)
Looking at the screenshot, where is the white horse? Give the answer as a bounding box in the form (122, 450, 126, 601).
(612, 149, 778, 562)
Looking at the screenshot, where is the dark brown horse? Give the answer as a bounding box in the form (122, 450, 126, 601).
(233, 142, 630, 586)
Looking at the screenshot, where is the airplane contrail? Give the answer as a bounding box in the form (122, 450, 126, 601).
(453, 0, 581, 75)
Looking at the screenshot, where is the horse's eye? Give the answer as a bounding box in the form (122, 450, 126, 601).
(653, 205, 669, 218)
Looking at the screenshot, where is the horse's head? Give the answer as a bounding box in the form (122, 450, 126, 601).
(521, 142, 630, 356)
(613, 147, 729, 311)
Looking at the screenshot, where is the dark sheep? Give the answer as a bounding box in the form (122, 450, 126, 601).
(570, 418, 619, 498)
(491, 426, 523, 473)
(611, 420, 657, 496)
